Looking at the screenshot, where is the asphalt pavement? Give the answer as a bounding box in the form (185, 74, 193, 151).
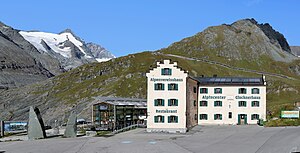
(0, 125, 300, 153)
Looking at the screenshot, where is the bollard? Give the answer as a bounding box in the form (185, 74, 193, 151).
(0, 120, 4, 137)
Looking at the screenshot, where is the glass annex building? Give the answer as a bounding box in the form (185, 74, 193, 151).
(146, 60, 266, 133)
(92, 97, 147, 131)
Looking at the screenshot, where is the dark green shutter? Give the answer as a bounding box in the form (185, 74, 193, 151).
(214, 88, 217, 94)
(200, 88, 202, 93)
(251, 114, 254, 120)
(168, 84, 171, 90)
(251, 101, 254, 107)
(238, 88, 241, 94)
(162, 116, 164, 123)
(245, 89, 247, 94)
(245, 115, 247, 124)
(168, 99, 171, 106)
(169, 69, 172, 75)
(175, 84, 178, 90)
(214, 114, 216, 120)
(214, 101, 216, 106)
(162, 84, 165, 90)
(154, 99, 158, 106)
(220, 88, 222, 94)
(154, 116, 158, 123)
(220, 114, 222, 120)
(162, 99, 165, 106)
(175, 116, 178, 123)
(220, 101, 222, 106)
(238, 114, 241, 125)
(161, 68, 164, 75)
(154, 84, 158, 90)
(168, 116, 170, 123)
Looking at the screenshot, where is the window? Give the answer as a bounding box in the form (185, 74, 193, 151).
(251, 114, 259, 120)
(154, 99, 165, 106)
(252, 101, 259, 107)
(238, 88, 247, 94)
(168, 83, 178, 90)
(154, 83, 164, 90)
(194, 114, 198, 120)
(161, 68, 172, 75)
(228, 112, 232, 119)
(200, 88, 208, 94)
(214, 101, 222, 107)
(214, 114, 222, 120)
(200, 101, 208, 107)
(252, 88, 260, 94)
(238, 101, 247, 107)
(168, 99, 178, 106)
(214, 88, 222, 94)
(168, 116, 178, 123)
(154, 115, 164, 123)
(193, 87, 197, 93)
(199, 114, 208, 120)
(193, 100, 197, 106)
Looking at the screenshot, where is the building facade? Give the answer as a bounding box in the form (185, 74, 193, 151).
(197, 77, 266, 125)
(146, 60, 198, 133)
(146, 59, 267, 133)
(92, 97, 147, 131)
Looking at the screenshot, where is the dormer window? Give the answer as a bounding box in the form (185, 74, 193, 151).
(161, 68, 172, 75)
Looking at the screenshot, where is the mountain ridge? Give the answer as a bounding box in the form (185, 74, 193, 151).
(0, 18, 299, 126)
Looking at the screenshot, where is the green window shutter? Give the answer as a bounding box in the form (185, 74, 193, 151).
(168, 84, 171, 90)
(169, 69, 172, 75)
(154, 116, 158, 123)
(257, 115, 259, 119)
(214, 88, 217, 94)
(162, 84, 165, 90)
(162, 116, 165, 123)
(176, 99, 178, 106)
(175, 116, 178, 123)
(200, 88, 203, 93)
(154, 84, 158, 90)
(214, 101, 216, 106)
(220, 88, 222, 94)
(214, 114, 216, 120)
(161, 68, 164, 75)
(257, 102, 259, 107)
(154, 99, 158, 106)
(251, 115, 254, 120)
(205, 114, 208, 120)
(220, 101, 222, 106)
(175, 84, 178, 90)
(162, 99, 165, 106)
(245, 115, 247, 124)
(239, 101, 241, 107)
(220, 114, 222, 120)
(168, 116, 170, 123)
(168, 99, 171, 106)
(251, 101, 254, 107)
(238, 88, 241, 94)
(245, 89, 247, 94)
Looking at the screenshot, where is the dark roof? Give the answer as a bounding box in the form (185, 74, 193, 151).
(195, 77, 265, 86)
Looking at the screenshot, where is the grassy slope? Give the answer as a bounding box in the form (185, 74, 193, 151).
(29, 52, 300, 125)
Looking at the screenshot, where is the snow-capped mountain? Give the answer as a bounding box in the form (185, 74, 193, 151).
(19, 29, 115, 70)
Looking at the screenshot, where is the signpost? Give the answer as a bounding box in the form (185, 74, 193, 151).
(281, 111, 299, 118)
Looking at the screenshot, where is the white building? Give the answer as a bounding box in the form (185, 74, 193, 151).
(146, 59, 267, 133)
(197, 77, 266, 125)
(146, 60, 198, 133)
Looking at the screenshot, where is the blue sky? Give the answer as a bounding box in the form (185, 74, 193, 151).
(0, 0, 299, 57)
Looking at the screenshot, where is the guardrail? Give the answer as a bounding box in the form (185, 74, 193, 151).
(112, 124, 146, 135)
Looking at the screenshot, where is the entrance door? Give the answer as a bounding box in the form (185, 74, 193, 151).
(238, 114, 247, 125)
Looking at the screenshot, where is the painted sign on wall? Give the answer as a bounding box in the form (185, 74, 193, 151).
(281, 111, 299, 118)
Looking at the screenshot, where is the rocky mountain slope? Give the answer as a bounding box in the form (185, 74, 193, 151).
(0, 22, 114, 89)
(0, 19, 299, 126)
(20, 29, 115, 70)
(291, 46, 300, 57)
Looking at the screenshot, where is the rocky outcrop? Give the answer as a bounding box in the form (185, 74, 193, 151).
(291, 46, 300, 57)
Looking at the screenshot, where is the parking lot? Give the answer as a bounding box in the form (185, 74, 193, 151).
(1, 125, 300, 153)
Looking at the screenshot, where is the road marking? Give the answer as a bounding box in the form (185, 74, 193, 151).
(121, 141, 132, 144)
